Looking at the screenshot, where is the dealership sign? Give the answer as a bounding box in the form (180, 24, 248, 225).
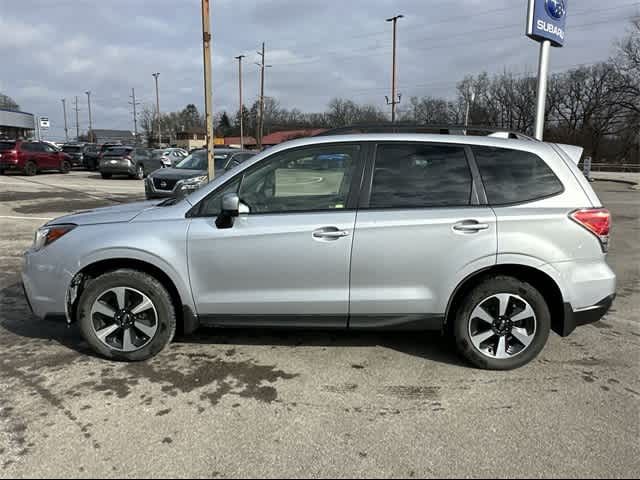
(39, 117, 50, 129)
(527, 0, 567, 47)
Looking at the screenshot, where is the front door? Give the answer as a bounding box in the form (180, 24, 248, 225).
(187, 143, 363, 327)
(349, 142, 497, 328)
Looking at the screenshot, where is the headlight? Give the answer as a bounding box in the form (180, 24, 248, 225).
(180, 175, 208, 189)
(33, 224, 76, 251)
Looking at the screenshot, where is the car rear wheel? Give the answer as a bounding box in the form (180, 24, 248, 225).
(101, 172, 112, 179)
(60, 160, 71, 174)
(453, 275, 550, 370)
(23, 161, 37, 176)
(77, 269, 176, 361)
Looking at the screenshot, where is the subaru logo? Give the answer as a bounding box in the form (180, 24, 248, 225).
(545, 0, 566, 20)
(160, 181, 167, 188)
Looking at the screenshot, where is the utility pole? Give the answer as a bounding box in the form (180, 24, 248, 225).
(256, 42, 271, 150)
(85, 91, 93, 142)
(385, 14, 403, 122)
(152, 72, 161, 146)
(201, 0, 215, 180)
(61, 99, 69, 142)
(74, 96, 80, 140)
(235, 54, 245, 149)
(129, 88, 141, 145)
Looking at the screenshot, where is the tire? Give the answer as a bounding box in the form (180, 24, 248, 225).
(101, 172, 112, 179)
(23, 161, 37, 176)
(453, 275, 550, 370)
(60, 160, 71, 174)
(77, 269, 176, 361)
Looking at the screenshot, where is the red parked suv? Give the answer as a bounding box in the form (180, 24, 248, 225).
(0, 140, 72, 176)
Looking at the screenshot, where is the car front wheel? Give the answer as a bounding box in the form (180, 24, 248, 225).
(453, 275, 550, 370)
(77, 269, 176, 361)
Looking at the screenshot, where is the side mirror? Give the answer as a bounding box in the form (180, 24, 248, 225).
(216, 192, 240, 229)
(221, 192, 240, 217)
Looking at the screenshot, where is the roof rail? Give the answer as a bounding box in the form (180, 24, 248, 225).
(316, 123, 536, 141)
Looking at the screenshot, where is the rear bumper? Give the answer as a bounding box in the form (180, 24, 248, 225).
(561, 294, 616, 337)
(100, 163, 136, 175)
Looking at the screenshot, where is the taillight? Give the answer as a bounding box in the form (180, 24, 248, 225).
(570, 208, 611, 252)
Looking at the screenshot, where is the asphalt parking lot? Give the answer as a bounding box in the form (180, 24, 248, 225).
(0, 171, 638, 478)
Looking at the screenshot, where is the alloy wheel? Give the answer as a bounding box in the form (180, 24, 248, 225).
(468, 293, 537, 360)
(90, 287, 158, 352)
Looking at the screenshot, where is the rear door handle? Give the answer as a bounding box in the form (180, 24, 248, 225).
(453, 221, 490, 233)
(313, 227, 350, 240)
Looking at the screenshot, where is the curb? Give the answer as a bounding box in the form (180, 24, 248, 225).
(592, 178, 639, 187)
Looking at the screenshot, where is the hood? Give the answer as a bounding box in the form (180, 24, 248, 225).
(49, 200, 161, 226)
(149, 168, 205, 181)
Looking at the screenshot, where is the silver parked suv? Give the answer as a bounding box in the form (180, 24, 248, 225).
(22, 129, 615, 369)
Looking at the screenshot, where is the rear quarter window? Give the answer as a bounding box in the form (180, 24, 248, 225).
(472, 147, 564, 205)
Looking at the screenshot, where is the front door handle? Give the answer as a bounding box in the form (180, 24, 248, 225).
(453, 221, 490, 233)
(312, 227, 350, 240)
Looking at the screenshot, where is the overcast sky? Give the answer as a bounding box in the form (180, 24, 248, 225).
(1, 0, 638, 140)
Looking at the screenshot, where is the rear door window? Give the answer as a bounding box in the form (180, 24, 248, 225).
(472, 147, 564, 205)
(369, 143, 473, 208)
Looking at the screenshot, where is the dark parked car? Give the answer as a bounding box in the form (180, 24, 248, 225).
(85, 142, 123, 171)
(0, 140, 72, 176)
(145, 148, 254, 199)
(99, 147, 155, 179)
(61, 143, 98, 168)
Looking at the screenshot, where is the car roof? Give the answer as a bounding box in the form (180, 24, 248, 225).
(261, 133, 555, 157)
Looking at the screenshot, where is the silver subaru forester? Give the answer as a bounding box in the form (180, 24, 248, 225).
(22, 132, 616, 369)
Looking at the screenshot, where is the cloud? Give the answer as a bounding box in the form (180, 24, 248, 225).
(0, 0, 632, 140)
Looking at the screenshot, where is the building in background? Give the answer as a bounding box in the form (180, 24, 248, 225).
(224, 129, 326, 149)
(89, 129, 136, 145)
(0, 108, 35, 139)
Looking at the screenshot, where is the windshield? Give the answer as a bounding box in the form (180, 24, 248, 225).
(104, 147, 133, 156)
(0, 141, 16, 151)
(175, 150, 230, 171)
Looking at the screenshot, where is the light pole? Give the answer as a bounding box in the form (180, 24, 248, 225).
(152, 72, 161, 146)
(235, 54, 245, 149)
(465, 89, 476, 130)
(85, 91, 93, 142)
(386, 14, 404, 122)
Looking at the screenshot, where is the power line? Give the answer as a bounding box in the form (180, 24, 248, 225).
(271, 14, 637, 68)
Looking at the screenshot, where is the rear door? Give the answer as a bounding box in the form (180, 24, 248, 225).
(349, 142, 497, 328)
(41, 143, 60, 169)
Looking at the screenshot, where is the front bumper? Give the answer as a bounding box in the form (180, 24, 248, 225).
(100, 160, 136, 175)
(0, 161, 21, 171)
(22, 248, 72, 319)
(144, 177, 206, 199)
(561, 294, 616, 337)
